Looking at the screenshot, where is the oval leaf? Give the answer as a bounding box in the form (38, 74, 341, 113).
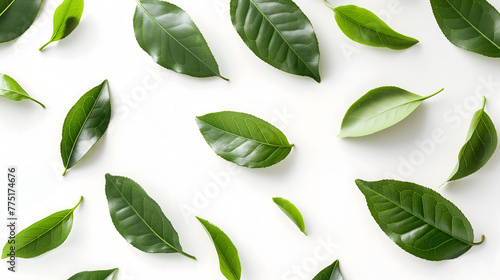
(197, 217, 241, 280)
(40, 0, 84, 51)
(0, 0, 42, 43)
(105, 174, 195, 260)
(133, 0, 226, 80)
(448, 96, 497, 182)
(356, 179, 484, 261)
(338, 87, 443, 138)
(331, 5, 418, 50)
(196, 111, 294, 168)
(230, 0, 321, 82)
(68, 268, 119, 280)
(1, 196, 82, 259)
(0, 0, 15, 17)
(272, 197, 306, 235)
(430, 0, 500, 57)
(0, 73, 45, 108)
(313, 259, 343, 280)
(60, 80, 111, 175)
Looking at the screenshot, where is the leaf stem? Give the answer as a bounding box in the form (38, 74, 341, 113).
(30, 97, 46, 108)
(72, 196, 83, 211)
(62, 167, 68, 176)
(423, 88, 444, 100)
(39, 41, 51, 51)
(179, 250, 197, 260)
(219, 75, 230, 82)
(472, 235, 485, 245)
(481, 96, 486, 110)
(322, 0, 335, 10)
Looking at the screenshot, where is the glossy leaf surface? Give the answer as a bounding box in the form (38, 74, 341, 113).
(105, 174, 195, 260)
(448, 97, 497, 182)
(197, 217, 241, 280)
(356, 179, 484, 261)
(430, 0, 500, 57)
(0, 0, 42, 43)
(272, 197, 306, 235)
(196, 111, 294, 168)
(68, 268, 118, 280)
(60, 80, 111, 175)
(133, 0, 226, 80)
(1, 196, 82, 259)
(338, 87, 442, 138)
(230, 0, 320, 82)
(0, 73, 45, 107)
(0, 0, 15, 17)
(40, 0, 84, 51)
(332, 5, 418, 50)
(313, 260, 343, 280)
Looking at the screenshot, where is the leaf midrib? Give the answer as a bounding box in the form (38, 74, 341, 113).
(442, 0, 500, 50)
(247, 0, 318, 80)
(365, 185, 474, 247)
(136, 0, 219, 77)
(210, 230, 239, 279)
(110, 179, 183, 255)
(0, 0, 15, 17)
(198, 118, 293, 148)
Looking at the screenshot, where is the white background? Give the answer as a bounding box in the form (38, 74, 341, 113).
(1, 0, 500, 279)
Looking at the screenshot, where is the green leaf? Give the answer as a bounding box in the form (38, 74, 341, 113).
(1, 196, 82, 259)
(272, 197, 306, 235)
(0, 0, 42, 43)
(0, 73, 45, 108)
(0, 0, 15, 17)
(313, 260, 343, 280)
(105, 174, 196, 260)
(448, 96, 497, 182)
(60, 80, 111, 176)
(133, 0, 226, 80)
(330, 5, 418, 50)
(196, 217, 241, 280)
(40, 0, 84, 51)
(338, 87, 443, 138)
(430, 0, 500, 57)
(230, 0, 321, 82)
(196, 111, 294, 168)
(68, 268, 119, 280)
(356, 179, 485, 261)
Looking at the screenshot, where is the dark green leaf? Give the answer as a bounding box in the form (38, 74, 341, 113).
(1, 196, 82, 259)
(0, 73, 45, 108)
(105, 174, 195, 260)
(196, 111, 294, 168)
(60, 80, 111, 176)
(338, 87, 443, 138)
(272, 197, 306, 235)
(430, 0, 500, 57)
(356, 179, 484, 261)
(313, 260, 343, 280)
(133, 0, 226, 80)
(330, 5, 418, 50)
(448, 96, 497, 182)
(40, 0, 84, 51)
(0, 0, 42, 43)
(230, 0, 320, 82)
(68, 268, 119, 280)
(0, 0, 15, 17)
(197, 217, 241, 280)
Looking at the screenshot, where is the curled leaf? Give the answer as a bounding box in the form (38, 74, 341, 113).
(272, 197, 306, 235)
(0, 73, 45, 108)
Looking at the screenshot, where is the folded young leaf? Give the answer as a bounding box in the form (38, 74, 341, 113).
(0, 0, 15, 17)
(272, 197, 306, 235)
(448, 97, 497, 182)
(356, 179, 484, 261)
(196, 111, 294, 168)
(68, 268, 119, 280)
(0, 0, 42, 43)
(197, 217, 241, 280)
(40, 0, 84, 51)
(230, 0, 321, 82)
(430, 0, 500, 57)
(105, 174, 196, 260)
(313, 259, 343, 280)
(133, 0, 226, 80)
(1, 196, 82, 259)
(60, 80, 111, 175)
(338, 87, 443, 138)
(330, 5, 418, 50)
(0, 73, 45, 108)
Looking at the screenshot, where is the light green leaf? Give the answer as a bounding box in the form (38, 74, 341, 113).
(313, 259, 343, 280)
(272, 197, 306, 235)
(40, 0, 84, 50)
(338, 87, 443, 138)
(0, 73, 45, 108)
(68, 268, 119, 280)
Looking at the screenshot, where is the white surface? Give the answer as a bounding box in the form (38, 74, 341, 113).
(1, 0, 500, 279)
